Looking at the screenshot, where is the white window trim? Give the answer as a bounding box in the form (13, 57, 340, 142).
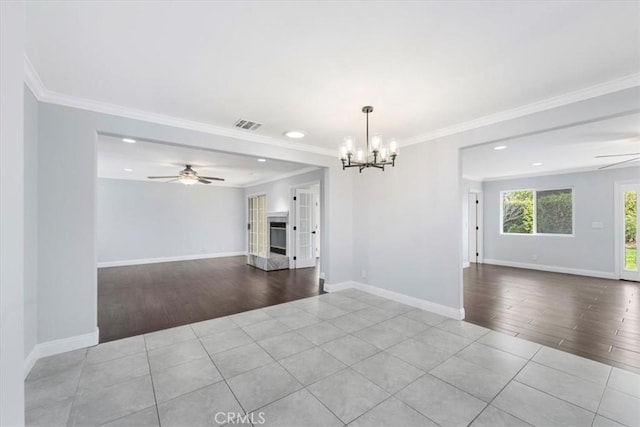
(500, 186, 575, 237)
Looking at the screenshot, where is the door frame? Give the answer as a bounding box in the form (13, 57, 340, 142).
(614, 179, 640, 280)
(289, 180, 321, 269)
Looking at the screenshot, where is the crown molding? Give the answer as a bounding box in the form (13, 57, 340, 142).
(23, 54, 47, 97)
(23, 56, 336, 158)
(400, 73, 640, 148)
(480, 163, 639, 182)
(243, 166, 321, 188)
(24, 55, 640, 156)
(461, 174, 483, 182)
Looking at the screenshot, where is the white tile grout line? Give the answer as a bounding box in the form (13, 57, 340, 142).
(60, 348, 87, 427)
(592, 367, 614, 427)
(251, 340, 346, 424)
(193, 325, 255, 420)
(464, 344, 545, 427)
(142, 334, 163, 427)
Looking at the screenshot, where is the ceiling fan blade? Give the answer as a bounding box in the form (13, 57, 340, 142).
(148, 176, 179, 179)
(199, 176, 225, 181)
(598, 156, 640, 170)
(198, 178, 212, 184)
(594, 153, 640, 158)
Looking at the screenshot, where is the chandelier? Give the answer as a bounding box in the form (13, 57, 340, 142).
(339, 106, 398, 172)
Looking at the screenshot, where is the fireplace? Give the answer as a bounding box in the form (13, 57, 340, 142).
(269, 222, 287, 255)
(247, 212, 289, 271)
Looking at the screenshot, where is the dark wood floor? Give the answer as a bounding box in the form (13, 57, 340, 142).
(464, 263, 640, 373)
(98, 256, 320, 343)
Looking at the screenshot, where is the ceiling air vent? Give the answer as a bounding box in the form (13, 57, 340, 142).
(233, 119, 262, 131)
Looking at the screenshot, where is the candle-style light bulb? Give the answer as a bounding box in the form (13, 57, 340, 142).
(389, 139, 398, 155)
(344, 137, 354, 155)
(380, 147, 388, 161)
(356, 149, 364, 162)
(339, 146, 348, 160)
(371, 135, 381, 152)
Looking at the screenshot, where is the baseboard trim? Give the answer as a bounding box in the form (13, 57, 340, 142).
(24, 328, 99, 378)
(483, 259, 616, 279)
(98, 251, 247, 268)
(463, 262, 471, 268)
(324, 281, 464, 320)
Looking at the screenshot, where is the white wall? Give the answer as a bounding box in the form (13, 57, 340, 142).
(352, 141, 464, 315)
(483, 166, 640, 277)
(1, 1, 26, 424)
(97, 178, 246, 265)
(24, 86, 38, 360)
(462, 178, 483, 266)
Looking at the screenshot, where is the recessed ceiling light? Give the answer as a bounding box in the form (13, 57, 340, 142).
(257, 158, 266, 162)
(122, 138, 136, 143)
(493, 145, 507, 150)
(123, 168, 133, 172)
(284, 130, 305, 139)
(532, 162, 543, 166)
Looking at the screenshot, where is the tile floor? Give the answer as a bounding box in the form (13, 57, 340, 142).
(26, 289, 640, 427)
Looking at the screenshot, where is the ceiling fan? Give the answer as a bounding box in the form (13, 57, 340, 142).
(147, 164, 224, 185)
(595, 153, 640, 170)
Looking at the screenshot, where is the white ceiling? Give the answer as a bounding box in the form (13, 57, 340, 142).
(462, 112, 640, 180)
(26, 1, 640, 152)
(97, 134, 314, 186)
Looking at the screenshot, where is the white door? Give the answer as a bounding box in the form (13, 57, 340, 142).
(620, 183, 639, 281)
(294, 189, 315, 268)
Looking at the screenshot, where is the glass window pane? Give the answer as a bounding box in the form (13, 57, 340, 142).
(536, 189, 572, 234)
(624, 191, 637, 271)
(502, 190, 534, 234)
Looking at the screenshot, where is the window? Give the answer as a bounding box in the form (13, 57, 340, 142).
(501, 188, 573, 235)
(248, 194, 267, 255)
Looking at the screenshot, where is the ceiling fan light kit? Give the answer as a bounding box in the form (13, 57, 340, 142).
(147, 164, 225, 185)
(339, 106, 399, 173)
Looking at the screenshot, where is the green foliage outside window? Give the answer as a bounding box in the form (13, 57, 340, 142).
(625, 191, 637, 270)
(537, 189, 572, 234)
(502, 190, 533, 234)
(625, 191, 636, 244)
(502, 188, 573, 235)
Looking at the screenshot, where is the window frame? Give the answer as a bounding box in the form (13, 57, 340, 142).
(499, 186, 575, 237)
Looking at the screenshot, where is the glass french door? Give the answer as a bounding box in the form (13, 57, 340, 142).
(620, 184, 639, 281)
(248, 194, 266, 256)
(294, 189, 315, 268)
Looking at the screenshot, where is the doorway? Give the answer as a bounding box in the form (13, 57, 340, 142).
(618, 182, 639, 281)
